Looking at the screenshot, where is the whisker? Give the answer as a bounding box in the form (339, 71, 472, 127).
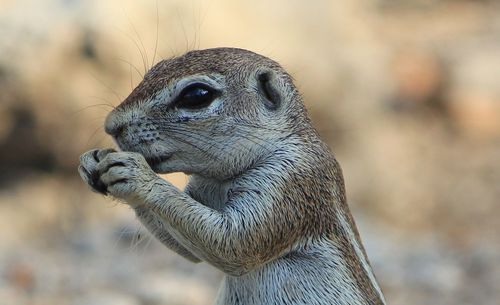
(129, 60, 133, 90)
(190, 0, 198, 51)
(70, 104, 114, 117)
(93, 133, 112, 147)
(151, 0, 160, 68)
(129, 229, 144, 253)
(158, 132, 219, 174)
(85, 125, 106, 147)
(171, 123, 276, 156)
(84, 116, 107, 126)
(176, 7, 190, 53)
(162, 131, 221, 162)
(112, 57, 144, 79)
(114, 22, 148, 75)
(128, 17, 150, 71)
(139, 232, 155, 257)
(112, 226, 137, 251)
(87, 96, 117, 109)
(89, 72, 123, 102)
(160, 125, 256, 163)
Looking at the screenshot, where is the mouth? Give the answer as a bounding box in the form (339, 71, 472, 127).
(144, 154, 173, 171)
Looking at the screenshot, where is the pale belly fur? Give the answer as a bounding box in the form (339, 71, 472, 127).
(214, 241, 377, 305)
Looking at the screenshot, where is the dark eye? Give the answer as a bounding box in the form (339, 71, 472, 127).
(175, 84, 217, 110)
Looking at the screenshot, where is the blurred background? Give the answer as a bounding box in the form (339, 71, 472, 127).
(1, 0, 499, 304)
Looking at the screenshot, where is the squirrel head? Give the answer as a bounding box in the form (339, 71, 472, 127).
(105, 48, 311, 179)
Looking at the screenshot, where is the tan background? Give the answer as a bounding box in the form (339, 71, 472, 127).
(1, 0, 499, 304)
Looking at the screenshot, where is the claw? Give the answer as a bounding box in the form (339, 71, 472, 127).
(92, 149, 100, 162)
(98, 161, 125, 175)
(90, 170, 108, 195)
(97, 148, 117, 161)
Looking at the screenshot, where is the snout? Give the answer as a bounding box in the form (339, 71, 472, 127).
(104, 109, 125, 138)
(104, 107, 160, 151)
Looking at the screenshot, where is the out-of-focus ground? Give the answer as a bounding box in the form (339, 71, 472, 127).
(1, 0, 499, 304)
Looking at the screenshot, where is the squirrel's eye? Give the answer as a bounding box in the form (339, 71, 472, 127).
(175, 84, 216, 110)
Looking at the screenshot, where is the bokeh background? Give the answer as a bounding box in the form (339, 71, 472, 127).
(1, 0, 499, 304)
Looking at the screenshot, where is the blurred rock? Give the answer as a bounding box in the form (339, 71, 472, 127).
(72, 293, 140, 305)
(5, 262, 36, 294)
(0, 106, 56, 185)
(135, 274, 216, 305)
(388, 50, 448, 117)
(447, 44, 500, 139)
(449, 96, 500, 139)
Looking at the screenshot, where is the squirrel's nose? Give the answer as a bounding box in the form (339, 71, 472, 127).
(104, 110, 125, 137)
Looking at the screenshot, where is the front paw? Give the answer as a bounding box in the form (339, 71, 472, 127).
(78, 148, 116, 194)
(79, 149, 159, 203)
(96, 151, 159, 202)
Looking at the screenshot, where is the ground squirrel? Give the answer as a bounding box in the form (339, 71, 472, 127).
(78, 47, 386, 305)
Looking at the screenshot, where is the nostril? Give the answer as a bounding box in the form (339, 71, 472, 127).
(112, 125, 124, 137)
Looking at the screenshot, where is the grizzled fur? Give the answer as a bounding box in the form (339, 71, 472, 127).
(78, 48, 386, 305)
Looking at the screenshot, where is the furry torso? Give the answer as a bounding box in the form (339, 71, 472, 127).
(186, 162, 385, 305)
(215, 242, 376, 305)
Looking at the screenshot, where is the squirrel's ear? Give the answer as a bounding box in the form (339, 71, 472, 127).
(257, 71, 281, 111)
